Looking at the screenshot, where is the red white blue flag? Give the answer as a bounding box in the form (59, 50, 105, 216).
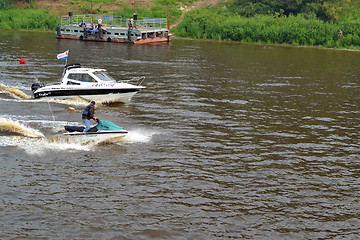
(57, 50, 69, 60)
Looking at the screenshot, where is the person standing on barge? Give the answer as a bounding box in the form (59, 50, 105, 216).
(98, 16, 102, 29)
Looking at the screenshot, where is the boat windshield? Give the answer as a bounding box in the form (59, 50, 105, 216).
(68, 73, 96, 83)
(94, 71, 115, 82)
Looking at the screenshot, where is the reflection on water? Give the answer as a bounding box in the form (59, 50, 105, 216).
(0, 31, 359, 239)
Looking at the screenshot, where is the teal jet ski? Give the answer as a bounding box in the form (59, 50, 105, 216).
(64, 120, 128, 137)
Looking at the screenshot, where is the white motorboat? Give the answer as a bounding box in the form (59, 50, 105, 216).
(31, 63, 145, 103)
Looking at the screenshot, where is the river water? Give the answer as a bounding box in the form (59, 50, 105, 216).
(0, 31, 359, 239)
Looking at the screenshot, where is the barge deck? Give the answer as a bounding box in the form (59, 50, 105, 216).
(56, 14, 171, 44)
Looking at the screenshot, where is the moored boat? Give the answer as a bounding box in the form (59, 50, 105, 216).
(56, 14, 171, 44)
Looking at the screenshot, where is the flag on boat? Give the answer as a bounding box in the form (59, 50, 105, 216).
(57, 50, 69, 60)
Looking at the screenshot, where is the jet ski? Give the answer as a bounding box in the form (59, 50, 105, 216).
(64, 119, 128, 138)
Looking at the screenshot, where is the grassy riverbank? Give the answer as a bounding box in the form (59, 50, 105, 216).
(172, 7, 360, 49)
(171, 0, 360, 49)
(0, 9, 59, 30)
(2, 0, 360, 49)
(0, 0, 186, 30)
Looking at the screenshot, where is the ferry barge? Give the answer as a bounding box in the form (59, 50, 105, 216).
(56, 14, 171, 44)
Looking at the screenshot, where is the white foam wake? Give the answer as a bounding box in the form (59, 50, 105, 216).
(0, 117, 44, 138)
(122, 129, 159, 143)
(0, 83, 30, 99)
(0, 118, 160, 155)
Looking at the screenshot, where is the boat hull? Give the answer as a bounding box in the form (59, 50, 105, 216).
(34, 88, 140, 103)
(63, 130, 128, 141)
(64, 130, 127, 136)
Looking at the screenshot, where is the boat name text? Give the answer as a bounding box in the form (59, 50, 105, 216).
(94, 83, 115, 87)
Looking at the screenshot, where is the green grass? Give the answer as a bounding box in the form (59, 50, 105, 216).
(112, 2, 182, 24)
(172, 7, 360, 49)
(83, 0, 116, 3)
(0, 9, 59, 30)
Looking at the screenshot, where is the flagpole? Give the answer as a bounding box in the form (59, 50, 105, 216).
(65, 49, 69, 66)
(91, 0, 93, 26)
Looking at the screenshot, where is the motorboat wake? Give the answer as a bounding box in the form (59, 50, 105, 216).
(0, 117, 44, 138)
(31, 63, 145, 103)
(0, 83, 30, 99)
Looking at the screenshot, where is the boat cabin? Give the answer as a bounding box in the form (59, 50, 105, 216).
(62, 64, 115, 86)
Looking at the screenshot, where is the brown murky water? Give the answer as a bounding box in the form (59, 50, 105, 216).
(0, 31, 359, 239)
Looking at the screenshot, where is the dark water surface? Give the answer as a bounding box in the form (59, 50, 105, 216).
(0, 31, 359, 239)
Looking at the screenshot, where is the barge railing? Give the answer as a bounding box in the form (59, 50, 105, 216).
(61, 15, 168, 29)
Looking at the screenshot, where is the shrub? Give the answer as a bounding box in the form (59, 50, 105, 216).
(0, 9, 59, 30)
(173, 7, 359, 49)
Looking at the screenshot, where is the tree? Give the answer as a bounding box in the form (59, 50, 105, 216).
(228, 0, 343, 22)
(0, 0, 13, 10)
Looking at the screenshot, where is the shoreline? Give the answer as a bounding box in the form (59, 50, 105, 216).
(171, 35, 360, 52)
(3, 28, 359, 52)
